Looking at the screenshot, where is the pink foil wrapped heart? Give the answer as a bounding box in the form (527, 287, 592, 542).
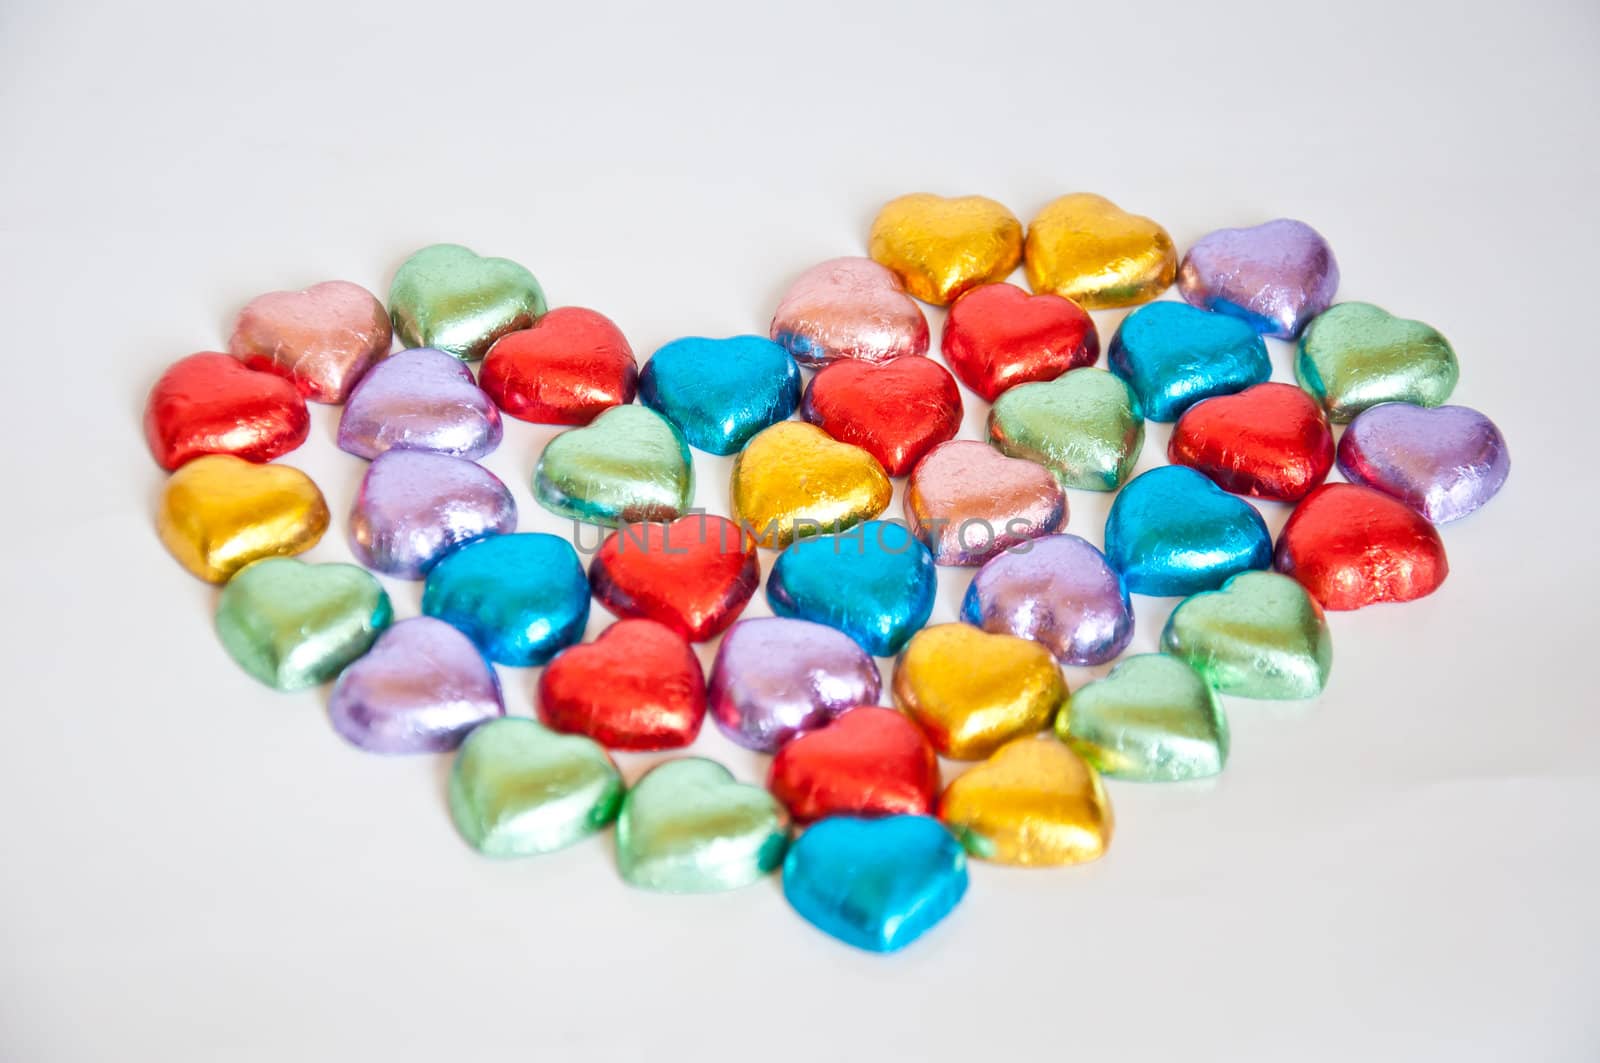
(904, 441, 1066, 566)
(770, 257, 930, 368)
(229, 280, 393, 403)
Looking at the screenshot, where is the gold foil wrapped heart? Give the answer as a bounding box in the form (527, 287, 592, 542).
(1024, 193, 1177, 309)
(729, 422, 891, 549)
(938, 736, 1113, 867)
(156, 454, 330, 583)
(868, 193, 1024, 306)
(891, 623, 1066, 760)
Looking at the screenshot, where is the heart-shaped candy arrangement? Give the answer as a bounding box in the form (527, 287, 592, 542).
(145, 193, 1508, 954)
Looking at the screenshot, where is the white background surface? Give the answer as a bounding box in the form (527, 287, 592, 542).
(2, 1, 1597, 1059)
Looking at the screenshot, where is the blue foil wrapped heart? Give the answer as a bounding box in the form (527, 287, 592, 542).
(782, 815, 968, 953)
(766, 520, 936, 656)
(638, 335, 802, 455)
(1104, 466, 1272, 596)
(421, 533, 591, 666)
(1108, 301, 1271, 422)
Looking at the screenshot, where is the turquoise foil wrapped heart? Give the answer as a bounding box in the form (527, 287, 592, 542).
(421, 533, 590, 666)
(1108, 301, 1271, 422)
(766, 520, 936, 656)
(1104, 466, 1271, 596)
(534, 405, 694, 526)
(782, 815, 968, 953)
(638, 335, 801, 455)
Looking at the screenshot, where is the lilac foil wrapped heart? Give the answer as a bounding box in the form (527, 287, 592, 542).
(1336, 403, 1510, 523)
(707, 617, 882, 752)
(1177, 219, 1339, 340)
(337, 347, 503, 460)
(960, 533, 1134, 666)
(328, 617, 504, 753)
(348, 450, 516, 579)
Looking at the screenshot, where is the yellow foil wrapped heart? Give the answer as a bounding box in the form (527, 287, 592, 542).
(1024, 193, 1177, 309)
(730, 422, 891, 549)
(891, 623, 1066, 760)
(156, 454, 330, 583)
(868, 193, 1024, 306)
(939, 736, 1113, 867)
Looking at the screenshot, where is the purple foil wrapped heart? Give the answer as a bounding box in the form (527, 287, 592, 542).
(960, 533, 1134, 666)
(1177, 219, 1339, 340)
(707, 617, 882, 751)
(328, 617, 504, 753)
(1337, 403, 1510, 523)
(337, 347, 503, 460)
(348, 450, 516, 579)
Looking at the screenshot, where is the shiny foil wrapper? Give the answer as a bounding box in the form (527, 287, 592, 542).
(707, 617, 882, 752)
(229, 280, 393, 403)
(867, 193, 1023, 306)
(960, 533, 1133, 666)
(1104, 466, 1273, 597)
(421, 533, 591, 666)
(588, 515, 759, 642)
(767, 707, 939, 824)
(1057, 654, 1228, 782)
(904, 440, 1066, 566)
(988, 368, 1144, 492)
(157, 454, 329, 583)
(938, 737, 1113, 867)
(1023, 193, 1177, 309)
(448, 718, 623, 857)
(480, 307, 637, 426)
(1162, 571, 1332, 699)
(347, 450, 516, 579)
(1296, 302, 1459, 423)
(144, 352, 310, 470)
(388, 243, 547, 361)
(783, 814, 967, 953)
(1337, 403, 1509, 523)
(337, 347, 502, 460)
(538, 619, 707, 750)
(616, 758, 789, 893)
(214, 558, 392, 691)
(1177, 219, 1339, 340)
(766, 521, 937, 657)
(328, 617, 504, 753)
(1274, 483, 1448, 610)
(534, 405, 694, 527)
(770, 257, 930, 367)
(800, 355, 962, 477)
(639, 335, 801, 455)
(1168, 382, 1335, 503)
(730, 422, 891, 549)
(892, 623, 1064, 760)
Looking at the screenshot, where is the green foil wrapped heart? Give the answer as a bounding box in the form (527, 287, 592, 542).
(988, 367, 1144, 491)
(1056, 653, 1228, 781)
(389, 243, 547, 361)
(1295, 302, 1458, 423)
(215, 557, 392, 691)
(616, 758, 789, 893)
(534, 405, 694, 526)
(448, 718, 624, 857)
(1161, 570, 1332, 699)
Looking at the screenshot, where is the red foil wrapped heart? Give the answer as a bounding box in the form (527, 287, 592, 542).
(1275, 483, 1448, 610)
(941, 282, 1099, 402)
(538, 619, 705, 750)
(767, 706, 939, 824)
(480, 307, 637, 425)
(800, 355, 962, 476)
(143, 352, 311, 471)
(1168, 382, 1334, 502)
(589, 514, 759, 641)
